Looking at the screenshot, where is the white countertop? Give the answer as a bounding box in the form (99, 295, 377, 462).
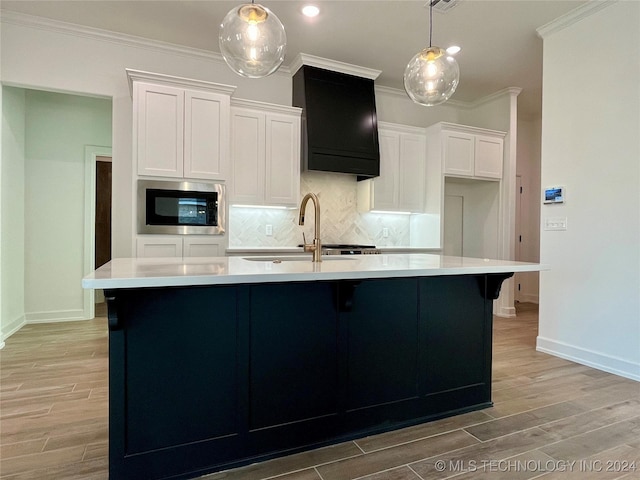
(82, 254, 547, 289)
(225, 247, 442, 255)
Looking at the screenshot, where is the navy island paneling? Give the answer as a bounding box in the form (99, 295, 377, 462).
(105, 273, 511, 479)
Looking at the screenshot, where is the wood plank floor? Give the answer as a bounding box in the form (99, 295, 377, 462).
(1, 303, 639, 479)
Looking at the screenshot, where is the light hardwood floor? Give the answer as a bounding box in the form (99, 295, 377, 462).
(1, 303, 638, 479)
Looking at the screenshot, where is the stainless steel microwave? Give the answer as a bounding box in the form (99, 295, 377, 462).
(137, 180, 226, 235)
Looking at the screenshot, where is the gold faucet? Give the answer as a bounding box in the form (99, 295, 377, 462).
(298, 192, 322, 262)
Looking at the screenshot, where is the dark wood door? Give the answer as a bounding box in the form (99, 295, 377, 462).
(95, 160, 111, 268)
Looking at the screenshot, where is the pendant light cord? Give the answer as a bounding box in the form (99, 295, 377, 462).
(429, 0, 433, 48)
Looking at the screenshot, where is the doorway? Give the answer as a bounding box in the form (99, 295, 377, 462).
(94, 157, 112, 306)
(84, 146, 112, 317)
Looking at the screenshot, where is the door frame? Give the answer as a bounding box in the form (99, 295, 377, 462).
(514, 175, 522, 302)
(83, 145, 112, 320)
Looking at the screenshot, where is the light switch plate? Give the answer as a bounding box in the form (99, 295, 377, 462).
(544, 217, 567, 231)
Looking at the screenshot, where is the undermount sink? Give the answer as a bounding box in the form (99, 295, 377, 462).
(243, 255, 357, 262)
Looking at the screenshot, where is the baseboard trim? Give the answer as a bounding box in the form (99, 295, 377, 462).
(25, 309, 88, 324)
(496, 306, 516, 318)
(519, 293, 539, 304)
(537, 336, 640, 382)
(1, 314, 27, 345)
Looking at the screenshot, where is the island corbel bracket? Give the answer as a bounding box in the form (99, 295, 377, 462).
(483, 273, 515, 300)
(104, 290, 120, 329)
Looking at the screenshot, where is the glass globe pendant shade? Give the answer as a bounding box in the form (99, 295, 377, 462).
(219, 3, 286, 78)
(403, 46, 459, 106)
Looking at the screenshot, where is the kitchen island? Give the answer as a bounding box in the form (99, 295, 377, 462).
(83, 254, 544, 480)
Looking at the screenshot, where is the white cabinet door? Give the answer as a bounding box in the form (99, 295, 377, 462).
(230, 102, 301, 208)
(370, 130, 399, 211)
(136, 236, 183, 258)
(137, 236, 225, 258)
(358, 124, 426, 213)
(474, 135, 503, 179)
(398, 133, 426, 212)
(443, 131, 474, 177)
(136, 83, 184, 177)
(265, 113, 300, 206)
(230, 107, 265, 204)
(183, 237, 223, 257)
(184, 90, 230, 180)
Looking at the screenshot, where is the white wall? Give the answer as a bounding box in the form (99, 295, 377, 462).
(538, 1, 640, 380)
(23, 90, 111, 322)
(459, 92, 513, 133)
(1, 86, 26, 342)
(375, 87, 462, 127)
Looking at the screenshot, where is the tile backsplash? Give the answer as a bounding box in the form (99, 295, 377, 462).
(229, 172, 411, 247)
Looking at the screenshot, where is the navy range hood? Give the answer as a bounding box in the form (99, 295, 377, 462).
(292, 55, 381, 180)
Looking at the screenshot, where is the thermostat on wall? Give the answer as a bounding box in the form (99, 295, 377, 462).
(544, 186, 565, 204)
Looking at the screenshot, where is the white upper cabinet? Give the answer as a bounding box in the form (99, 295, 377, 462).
(398, 131, 427, 212)
(265, 113, 300, 205)
(442, 130, 474, 177)
(183, 90, 230, 180)
(439, 123, 505, 180)
(474, 135, 504, 179)
(135, 83, 185, 178)
(368, 129, 399, 211)
(230, 107, 265, 203)
(229, 99, 301, 207)
(128, 70, 235, 181)
(358, 122, 426, 213)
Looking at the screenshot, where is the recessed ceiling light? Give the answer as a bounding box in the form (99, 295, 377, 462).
(446, 45, 461, 55)
(302, 5, 320, 17)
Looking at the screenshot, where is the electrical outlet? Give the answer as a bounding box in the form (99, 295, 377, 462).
(266, 224, 273, 236)
(383, 227, 389, 238)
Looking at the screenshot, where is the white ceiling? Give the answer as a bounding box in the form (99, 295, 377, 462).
(1, 0, 587, 116)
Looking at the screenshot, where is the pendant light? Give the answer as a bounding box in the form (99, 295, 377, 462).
(219, 1, 287, 78)
(403, 1, 459, 106)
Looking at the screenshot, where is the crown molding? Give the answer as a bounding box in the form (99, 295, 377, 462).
(230, 97, 301, 116)
(433, 122, 507, 138)
(289, 53, 381, 79)
(126, 69, 237, 97)
(536, 0, 617, 38)
(1, 10, 296, 77)
(1, 10, 225, 61)
(375, 84, 492, 110)
(469, 87, 522, 108)
(377, 121, 427, 135)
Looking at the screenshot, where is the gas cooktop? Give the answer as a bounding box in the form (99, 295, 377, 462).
(321, 244, 380, 255)
(297, 244, 380, 255)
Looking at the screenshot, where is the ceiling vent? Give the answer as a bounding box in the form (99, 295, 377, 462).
(425, 0, 460, 13)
